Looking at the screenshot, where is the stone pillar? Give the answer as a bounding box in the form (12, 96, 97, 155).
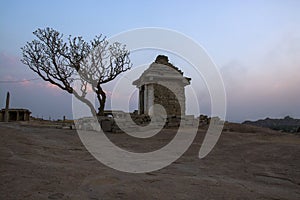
(144, 84, 148, 114)
(139, 86, 145, 114)
(16, 111, 20, 121)
(4, 92, 10, 122)
(24, 112, 29, 121)
(144, 84, 154, 115)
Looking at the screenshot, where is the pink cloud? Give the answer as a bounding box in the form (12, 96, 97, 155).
(20, 79, 31, 87)
(221, 33, 300, 121)
(45, 82, 59, 89)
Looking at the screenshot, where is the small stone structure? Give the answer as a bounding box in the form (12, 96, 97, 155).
(133, 55, 191, 116)
(0, 108, 31, 121)
(0, 92, 31, 122)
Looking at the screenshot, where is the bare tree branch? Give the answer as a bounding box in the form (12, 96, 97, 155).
(21, 27, 132, 116)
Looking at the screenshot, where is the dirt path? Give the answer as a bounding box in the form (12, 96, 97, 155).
(0, 122, 300, 199)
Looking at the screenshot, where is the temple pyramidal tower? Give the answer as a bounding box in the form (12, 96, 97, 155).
(133, 55, 191, 117)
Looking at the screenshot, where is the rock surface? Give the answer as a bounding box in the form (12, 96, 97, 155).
(0, 122, 300, 199)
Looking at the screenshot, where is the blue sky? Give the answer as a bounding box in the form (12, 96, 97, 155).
(0, 0, 300, 122)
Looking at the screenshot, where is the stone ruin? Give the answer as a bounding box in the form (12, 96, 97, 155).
(0, 92, 31, 122)
(133, 55, 191, 116)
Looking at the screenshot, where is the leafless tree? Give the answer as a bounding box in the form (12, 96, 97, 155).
(21, 27, 131, 116)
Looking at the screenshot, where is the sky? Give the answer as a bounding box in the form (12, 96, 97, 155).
(0, 0, 300, 122)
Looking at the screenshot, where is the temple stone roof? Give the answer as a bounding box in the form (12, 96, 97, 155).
(133, 55, 191, 87)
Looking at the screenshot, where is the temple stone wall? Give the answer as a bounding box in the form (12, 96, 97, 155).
(153, 83, 182, 116)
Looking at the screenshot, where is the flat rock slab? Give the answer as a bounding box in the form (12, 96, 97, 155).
(0, 122, 300, 199)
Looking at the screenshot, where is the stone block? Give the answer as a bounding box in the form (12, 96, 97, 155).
(101, 120, 112, 132)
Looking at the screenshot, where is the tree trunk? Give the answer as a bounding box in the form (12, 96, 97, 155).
(96, 86, 106, 116)
(72, 90, 97, 117)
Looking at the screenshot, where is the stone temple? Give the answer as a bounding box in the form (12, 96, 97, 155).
(133, 55, 191, 117)
(0, 92, 31, 122)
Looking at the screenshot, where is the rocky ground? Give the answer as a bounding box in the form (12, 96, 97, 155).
(0, 122, 300, 199)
